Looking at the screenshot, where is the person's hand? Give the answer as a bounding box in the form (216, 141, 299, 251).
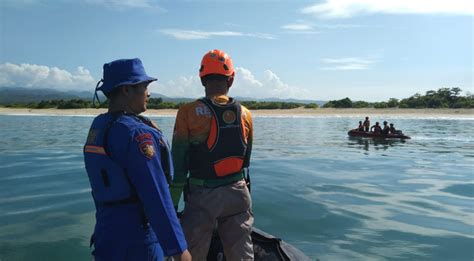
(173, 250, 192, 261)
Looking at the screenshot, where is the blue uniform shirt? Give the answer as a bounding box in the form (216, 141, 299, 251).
(84, 113, 187, 259)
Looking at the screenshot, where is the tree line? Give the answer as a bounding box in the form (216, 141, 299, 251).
(2, 87, 473, 109)
(323, 88, 473, 109)
(3, 98, 184, 110)
(3, 97, 319, 110)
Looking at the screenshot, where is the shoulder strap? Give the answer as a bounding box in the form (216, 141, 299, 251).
(102, 111, 125, 156)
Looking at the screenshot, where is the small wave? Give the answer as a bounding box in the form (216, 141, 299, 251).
(441, 184, 474, 198)
(0, 188, 91, 204)
(252, 114, 474, 120)
(410, 136, 474, 142)
(0, 161, 29, 169)
(2, 198, 90, 216)
(0, 113, 96, 117)
(0, 171, 73, 181)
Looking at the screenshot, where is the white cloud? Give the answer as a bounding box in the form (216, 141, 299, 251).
(84, 0, 163, 10)
(160, 29, 275, 40)
(232, 67, 311, 99)
(150, 76, 203, 98)
(281, 23, 314, 31)
(0, 63, 96, 90)
(302, 0, 474, 18)
(280, 22, 321, 34)
(149, 67, 310, 99)
(0, 63, 309, 99)
(318, 24, 368, 29)
(281, 21, 379, 34)
(320, 57, 376, 70)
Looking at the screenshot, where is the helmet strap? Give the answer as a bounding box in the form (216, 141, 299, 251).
(93, 79, 103, 108)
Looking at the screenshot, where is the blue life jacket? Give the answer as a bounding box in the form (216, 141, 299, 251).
(83, 112, 186, 258)
(84, 112, 171, 205)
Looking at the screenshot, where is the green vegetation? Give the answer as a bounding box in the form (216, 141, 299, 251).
(2, 87, 472, 110)
(240, 101, 305, 109)
(322, 97, 352, 108)
(5, 99, 95, 109)
(323, 87, 473, 109)
(2, 98, 311, 110)
(304, 103, 319, 109)
(147, 98, 183, 109)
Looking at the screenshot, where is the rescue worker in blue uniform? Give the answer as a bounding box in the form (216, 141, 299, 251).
(83, 58, 191, 261)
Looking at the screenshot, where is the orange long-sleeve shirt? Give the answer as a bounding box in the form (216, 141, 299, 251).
(169, 95, 253, 207)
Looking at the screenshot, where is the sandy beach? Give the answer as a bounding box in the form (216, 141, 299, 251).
(0, 107, 473, 117)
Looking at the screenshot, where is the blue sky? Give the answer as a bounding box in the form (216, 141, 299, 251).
(1, 0, 472, 101)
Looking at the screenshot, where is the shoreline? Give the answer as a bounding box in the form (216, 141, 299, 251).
(0, 107, 473, 117)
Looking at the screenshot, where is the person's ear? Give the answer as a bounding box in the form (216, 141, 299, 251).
(227, 77, 234, 88)
(121, 85, 131, 97)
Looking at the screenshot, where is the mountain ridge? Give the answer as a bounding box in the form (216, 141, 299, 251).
(0, 87, 326, 105)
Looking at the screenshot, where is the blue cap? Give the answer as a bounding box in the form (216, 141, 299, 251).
(97, 58, 157, 94)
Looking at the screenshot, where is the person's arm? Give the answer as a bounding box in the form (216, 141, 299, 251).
(170, 108, 190, 209)
(124, 126, 188, 256)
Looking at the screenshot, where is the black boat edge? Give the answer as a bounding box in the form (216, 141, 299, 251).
(347, 129, 411, 139)
(206, 227, 314, 261)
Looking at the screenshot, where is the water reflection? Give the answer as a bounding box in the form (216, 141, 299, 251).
(347, 137, 406, 151)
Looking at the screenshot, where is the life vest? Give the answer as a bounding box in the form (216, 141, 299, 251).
(189, 98, 249, 179)
(84, 112, 171, 206)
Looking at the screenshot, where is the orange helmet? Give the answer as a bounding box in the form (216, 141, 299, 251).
(199, 49, 235, 78)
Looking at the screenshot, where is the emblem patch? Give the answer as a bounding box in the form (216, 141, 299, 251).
(135, 133, 152, 142)
(139, 141, 155, 159)
(222, 110, 236, 124)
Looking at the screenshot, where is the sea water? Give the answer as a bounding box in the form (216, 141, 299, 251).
(0, 114, 473, 260)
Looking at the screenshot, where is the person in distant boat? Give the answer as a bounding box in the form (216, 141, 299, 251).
(357, 121, 364, 131)
(83, 58, 191, 261)
(363, 116, 370, 132)
(169, 49, 254, 260)
(370, 121, 382, 134)
(382, 121, 390, 135)
(389, 123, 397, 134)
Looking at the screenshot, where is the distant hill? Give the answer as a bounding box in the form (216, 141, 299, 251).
(0, 87, 94, 104)
(235, 96, 326, 106)
(150, 93, 194, 103)
(0, 87, 325, 106)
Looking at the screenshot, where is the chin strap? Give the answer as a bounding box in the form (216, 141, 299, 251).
(93, 80, 103, 108)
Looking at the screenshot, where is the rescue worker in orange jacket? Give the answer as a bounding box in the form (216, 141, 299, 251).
(169, 49, 254, 260)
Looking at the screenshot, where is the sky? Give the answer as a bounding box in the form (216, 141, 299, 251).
(0, 0, 473, 101)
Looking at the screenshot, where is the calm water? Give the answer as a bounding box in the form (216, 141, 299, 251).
(0, 114, 473, 261)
